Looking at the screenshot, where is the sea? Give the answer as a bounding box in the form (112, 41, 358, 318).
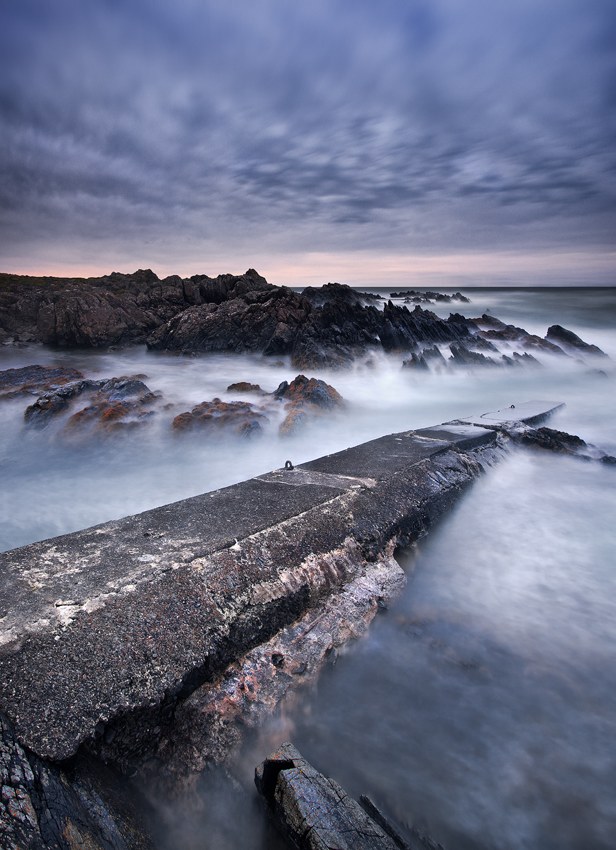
(1, 286, 615, 849)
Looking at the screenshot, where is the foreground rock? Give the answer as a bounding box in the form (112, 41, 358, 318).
(503, 425, 616, 464)
(255, 743, 407, 850)
(0, 364, 84, 400)
(172, 398, 268, 437)
(24, 375, 161, 433)
(274, 374, 344, 435)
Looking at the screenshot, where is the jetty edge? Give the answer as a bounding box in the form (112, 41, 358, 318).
(0, 401, 561, 849)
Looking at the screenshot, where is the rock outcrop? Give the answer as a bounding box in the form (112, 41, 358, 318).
(24, 375, 161, 432)
(172, 398, 268, 437)
(545, 324, 607, 357)
(0, 365, 85, 400)
(274, 374, 345, 436)
(255, 743, 405, 850)
(0, 268, 271, 348)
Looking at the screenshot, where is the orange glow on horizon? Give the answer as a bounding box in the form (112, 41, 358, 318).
(2, 249, 615, 287)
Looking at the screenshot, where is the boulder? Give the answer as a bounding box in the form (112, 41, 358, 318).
(274, 375, 344, 436)
(255, 743, 405, 850)
(226, 382, 263, 394)
(546, 324, 607, 357)
(511, 426, 616, 463)
(25, 375, 160, 432)
(0, 364, 84, 400)
(172, 398, 267, 437)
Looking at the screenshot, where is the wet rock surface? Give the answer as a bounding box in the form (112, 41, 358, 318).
(24, 375, 161, 433)
(0, 268, 272, 348)
(0, 365, 85, 400)
(546, 324, 608, 357)
(255, 742, 407, 850)
(0, 712, 152, 850)
(274, 374, 345, 436)
(390, 289, 469, 304)
(172, 398, 268, 437)
(505, 425, 616, 464)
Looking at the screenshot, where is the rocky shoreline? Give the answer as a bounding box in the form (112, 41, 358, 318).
(1, 270, 607, 372)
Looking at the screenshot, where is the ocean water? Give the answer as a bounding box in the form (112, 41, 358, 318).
(1, 286, 615, 848)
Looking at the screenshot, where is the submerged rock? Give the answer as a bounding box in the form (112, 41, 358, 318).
(449, 343, 498, 367)
(546, 324, 608, 357)
(274, 374, 344, 436)
(511, 426, 616, 463)
(172, 398, 268, 437)
(402, 352, 430, 370)
(0, 364, 84, 400)
(226, 381, 264, 394)
(25, 375, 161, 432)
(24, 379, 103, 426)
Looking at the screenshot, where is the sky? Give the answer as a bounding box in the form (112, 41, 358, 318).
(0, 0, 615, 286)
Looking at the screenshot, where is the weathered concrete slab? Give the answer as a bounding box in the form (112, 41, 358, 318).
(461, 399, 564, 427)
(0, 401, 560, 769)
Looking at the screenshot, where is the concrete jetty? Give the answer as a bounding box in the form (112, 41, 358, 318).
(0, 401, 561, 850)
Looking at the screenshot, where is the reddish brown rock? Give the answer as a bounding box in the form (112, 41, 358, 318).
(25, 375, 160, 432)
(0, 364, 84, 400)
(226, 381, 264, 394)
(172, 398, 268, 437)
(274, 375, 344, 436)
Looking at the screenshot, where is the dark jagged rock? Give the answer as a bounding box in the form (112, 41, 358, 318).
(0, 365, 85, 400)
(501, 352, 541, 368)
(509, 426, 616, 463)
(255, 743, 406, 850)
(546, 324, 608, 357)
(0, 712, 153, 850)
(449, 343, 497, 367)
(149, 284, 476, 369)
(0, 268, 272, 348)
(274, 374, 344, 436)
(422, 345, 447, 366)
(390, 289, 469, 304)
(301, 281, 382, 305)
(466, 335, 499, 352)
(147, 287, 311, 357)
(402, 352, 429, 370)
(479, 321, 565, 356)
(172, 398, 267, 437)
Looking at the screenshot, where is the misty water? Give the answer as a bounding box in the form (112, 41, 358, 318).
(1, 287, 615, 849)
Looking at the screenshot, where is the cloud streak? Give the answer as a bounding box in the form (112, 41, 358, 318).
(0, 0, 614, 282)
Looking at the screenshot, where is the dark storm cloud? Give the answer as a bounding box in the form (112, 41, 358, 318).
(0, 0, 615, 272)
